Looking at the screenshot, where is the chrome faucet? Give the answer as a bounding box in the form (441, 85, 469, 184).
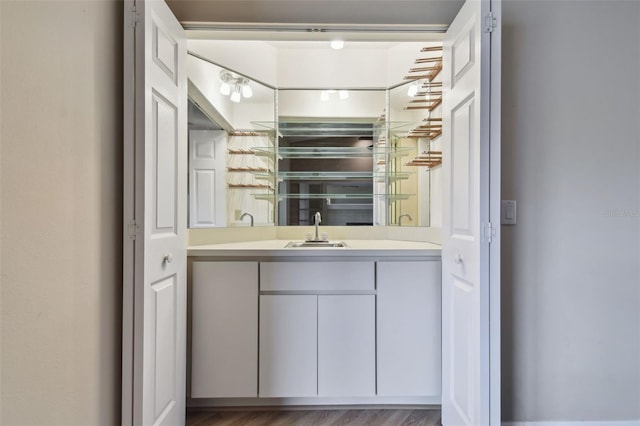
(398, 213, 412, 226)
(313, 211, 322, 240)
(240, 212, 254, 227)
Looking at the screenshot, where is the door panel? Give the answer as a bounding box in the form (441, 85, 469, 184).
(442, 0, 499, 425)
(188, 130, 227, 227)
(451, 95, 475, 235)
(152, 276, 178, 419)
(153, 92, 178, 232)
(153, 22, 178, 80)
(124, 0, 187, 425)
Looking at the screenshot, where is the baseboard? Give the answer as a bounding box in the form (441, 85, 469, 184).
(188, 395, 441, 408)
(503, 421, 640, 426)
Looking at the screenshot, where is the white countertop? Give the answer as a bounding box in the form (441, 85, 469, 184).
(188, 239, 441, 258)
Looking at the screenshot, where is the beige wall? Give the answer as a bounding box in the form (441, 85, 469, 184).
(501, 0, 640, 422)
(0, 1, 122, 425)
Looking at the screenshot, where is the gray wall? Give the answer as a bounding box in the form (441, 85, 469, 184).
(501, 0, 640, 422)
(0, 1, 122, 425)
(0, 0, 638, 425)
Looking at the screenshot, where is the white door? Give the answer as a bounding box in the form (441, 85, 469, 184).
(188, 130, 227, 228)
(123, 0, 187, 425)
(441, 0, 500, 425)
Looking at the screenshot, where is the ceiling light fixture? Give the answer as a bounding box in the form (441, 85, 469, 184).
(319, 89, 349, 102)
(330, 39, 344, 50)
(219, 70, 253, 102)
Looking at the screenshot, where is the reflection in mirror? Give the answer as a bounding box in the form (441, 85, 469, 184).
(274, 89, 386, 226)
(186, 39, 443, 228)
(187, 54, 276, 228)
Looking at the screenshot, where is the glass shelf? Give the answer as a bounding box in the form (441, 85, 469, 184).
(253, 193, 413, 202)
(252, 146, 413, 159)
(252, 120, 418, 137)
(254, 171, 413, 182)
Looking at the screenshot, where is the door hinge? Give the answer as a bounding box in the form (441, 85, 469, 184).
(484, 11, 497, 33)
(129, 4, 139, 29)
(127, 219, 139, 240)
(483, 222, 496, 243)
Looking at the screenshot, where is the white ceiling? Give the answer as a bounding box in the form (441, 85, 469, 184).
(167, 0, 465, 28)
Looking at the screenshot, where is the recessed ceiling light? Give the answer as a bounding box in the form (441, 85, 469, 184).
(330, 39, 344, 50)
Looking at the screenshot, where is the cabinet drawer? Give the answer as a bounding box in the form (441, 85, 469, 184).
(260, 261, 374, 292)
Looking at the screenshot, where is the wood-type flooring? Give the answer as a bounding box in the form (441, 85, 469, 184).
(186, 408, 441, 426)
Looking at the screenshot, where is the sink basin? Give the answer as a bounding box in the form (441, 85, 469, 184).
(285, 241, 349, 248)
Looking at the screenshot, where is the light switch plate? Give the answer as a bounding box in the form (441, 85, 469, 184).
(501, 200, 517, 225)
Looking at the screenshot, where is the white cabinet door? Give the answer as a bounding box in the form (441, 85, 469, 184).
(318, 295, 375, 397)
(190, 261, 258, 398)
(259, 295, 318, 397)
(377, 261, 441, 397)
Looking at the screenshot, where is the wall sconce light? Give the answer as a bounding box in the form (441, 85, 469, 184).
(219, 70, 253, 102)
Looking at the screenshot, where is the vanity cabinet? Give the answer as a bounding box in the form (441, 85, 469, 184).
(189, 255, 441, 403)
(259, 261, 376, 398)
(190, 261, 258, 398)
(377, 261, 442, 397)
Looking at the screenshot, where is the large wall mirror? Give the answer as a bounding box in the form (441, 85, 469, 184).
(186, 37, 443, 228)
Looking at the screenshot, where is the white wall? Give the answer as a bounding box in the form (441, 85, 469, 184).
(276, 43, 424, 88)
(0, 1, 121, 425)
(279, 89, 385, 119)
(501, 0, 640, 422)
(188, 40, 278, 86)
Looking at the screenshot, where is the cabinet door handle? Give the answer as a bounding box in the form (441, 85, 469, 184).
(163, 253, 173, 264)
(453, 253, 462, 264)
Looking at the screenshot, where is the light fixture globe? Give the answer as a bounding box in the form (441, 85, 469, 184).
(219, 70, 233, 95)
(230, 85, 242, 103)
(407, 82, 419, 97)
(241, 80, 253, 98)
